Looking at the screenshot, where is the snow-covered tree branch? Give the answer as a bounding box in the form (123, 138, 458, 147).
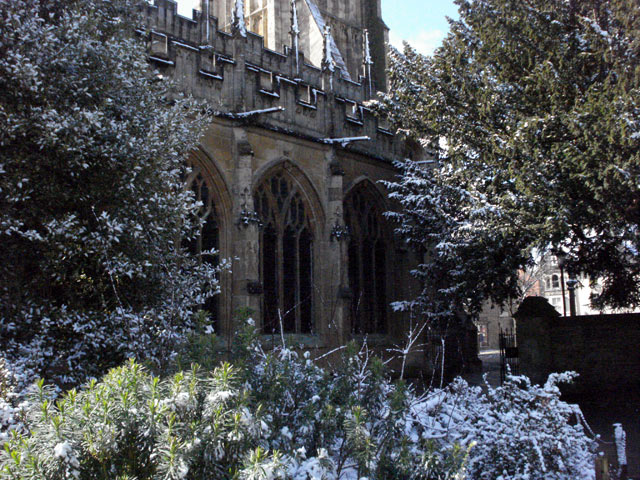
(376, 0, 640, 312)
(0, 0, 220, 391)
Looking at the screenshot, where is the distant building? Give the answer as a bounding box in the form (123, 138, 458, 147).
(475, 251, 640, 350)
(476, 303, 515, 351)
(537, 255, 639, 316)
(476, 251, 640, 351)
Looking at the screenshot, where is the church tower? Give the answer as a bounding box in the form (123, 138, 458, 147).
(210, 0, 388, 90)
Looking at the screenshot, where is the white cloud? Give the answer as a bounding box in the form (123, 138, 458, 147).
(388, 29, 445, 57)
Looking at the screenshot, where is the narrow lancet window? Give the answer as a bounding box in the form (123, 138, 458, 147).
(185, 170, 220, 330)
(345, 185, 388, 334)
(255, 172, 314, 334)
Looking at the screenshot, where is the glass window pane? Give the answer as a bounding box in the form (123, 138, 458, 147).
(283, 227, 297, 333)
(263, 225, 279, 334)
(345, 185, 388, 335)
(256, 173, 313, 334)
(348, 240, 361, 333)
(362, 239, 374, 333)
(375, 240, 387, 334)
(299, 229, 313, 333)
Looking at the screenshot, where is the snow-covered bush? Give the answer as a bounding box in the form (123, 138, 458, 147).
(468, 373, 595, 479)
(0, 360, 21, 445)
(0, 322, 595, 479)
(410, 374, 596, 480)
(0, 0, 220, 393)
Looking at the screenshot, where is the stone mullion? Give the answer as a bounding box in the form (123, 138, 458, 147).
(325, 151, 348, 348)
(294, 230, 301, 334)
(231, 127, 260, 338)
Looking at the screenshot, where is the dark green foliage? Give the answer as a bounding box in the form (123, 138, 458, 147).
(0, 323, 471, 480)
(0, 0, 217, 389)
(381, 0, 640, 310)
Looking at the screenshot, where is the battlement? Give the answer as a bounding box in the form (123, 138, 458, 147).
(142, 0, 400, 161)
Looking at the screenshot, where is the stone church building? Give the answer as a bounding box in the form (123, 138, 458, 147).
(142, 0, 426, 368)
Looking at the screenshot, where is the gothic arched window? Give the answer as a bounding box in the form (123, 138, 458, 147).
(345, 185, 388, 334)
(255, 173, 313, 334)
(185, 170, 220, 330)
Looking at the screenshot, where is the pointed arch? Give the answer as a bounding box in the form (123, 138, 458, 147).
(253, 160, 323, 334)
(184, 148, 232, 333)
(253, 159, 325, 227)
(344, 177, 390, 216)
(344, 178, 391, 335)
(186, 148, 233, 227)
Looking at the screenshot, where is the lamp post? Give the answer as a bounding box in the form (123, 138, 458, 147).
(566, 278, 578, 317)
(555, 251, 568, 317)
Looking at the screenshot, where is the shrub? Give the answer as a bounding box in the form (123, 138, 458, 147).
(0, 320, 595, 480)
(0, 360, 21, 445)
(413, 374, 596, 480)
(0, 0, 220, 394)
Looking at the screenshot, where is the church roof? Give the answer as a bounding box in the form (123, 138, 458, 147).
(303, 0, 352, 80)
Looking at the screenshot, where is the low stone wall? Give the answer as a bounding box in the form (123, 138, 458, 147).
(517, 301, 640, 393)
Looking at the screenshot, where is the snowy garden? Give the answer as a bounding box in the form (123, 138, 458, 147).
(1, 0, 638, 478)
(1, 320, 597, 479)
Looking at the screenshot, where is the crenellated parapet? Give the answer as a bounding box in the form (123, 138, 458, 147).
(141, 0, 401, 162)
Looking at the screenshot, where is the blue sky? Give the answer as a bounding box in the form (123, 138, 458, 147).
(175, 0, 459, 56)
(382, 0, 458, 55)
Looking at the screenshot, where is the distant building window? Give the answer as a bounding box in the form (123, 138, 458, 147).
(478, 324, 489, 348)
(246, 0, 269, 46)
(550, 297, 563, 313)
(552, 274, 560, 289)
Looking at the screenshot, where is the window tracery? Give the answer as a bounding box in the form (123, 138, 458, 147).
(255, 173, 313, 334)
(345, 185, 387, 334)
(185, 170, 220, 330)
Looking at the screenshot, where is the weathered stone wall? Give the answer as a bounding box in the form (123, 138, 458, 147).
(207, 0, 386, 84)
(143, 0, 398, 158)
(140, 0, 430, 375)
(517, 300, 640, 393)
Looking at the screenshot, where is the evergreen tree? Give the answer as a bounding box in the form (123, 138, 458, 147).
(379, 0, 640, 312)
(0, 0, 218, 389)
(383, 156, 529, 322)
